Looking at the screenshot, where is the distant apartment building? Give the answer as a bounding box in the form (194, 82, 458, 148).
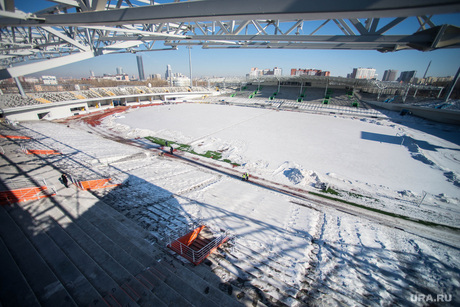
(382, 69, 398, 81)
(173, 76, 191, 87)
(350, 68, 376, 79)
(272, 67, 282, 76)
(116, 67, 123, 75)
(101, 74, 117, 81)
(290, 68, 330, 77)
(24, 77, 39, 83)
(416, 76, 454, 85)
(116, 74, 130, 81)
(42, 76, 58, 85)
(247, 67, 282, 77)
(150, 74, 162, 80)
(398, 70, 417, 83)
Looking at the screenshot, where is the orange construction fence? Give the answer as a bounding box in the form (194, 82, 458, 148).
(77, 178, 120, 190)
(0, 186, 56, 205)
(0, 135, 31, 139)
(25, 149, 61, 155)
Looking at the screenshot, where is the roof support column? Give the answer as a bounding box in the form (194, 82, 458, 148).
(444, 66, 460, 102)
(14, 77, 26, 98)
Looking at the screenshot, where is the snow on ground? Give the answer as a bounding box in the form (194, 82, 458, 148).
(111, 104, 460, 194)
(103, 103, 460, 226)
(10, 103, 460, 306)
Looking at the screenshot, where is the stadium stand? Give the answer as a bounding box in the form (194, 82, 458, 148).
(0, 86, 209, 110)
(0, 94, 38, 108)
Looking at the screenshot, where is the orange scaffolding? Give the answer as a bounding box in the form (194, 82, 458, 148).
(0, 186, 56, 205)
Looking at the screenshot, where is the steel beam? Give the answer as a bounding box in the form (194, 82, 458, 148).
(1, 0, 460, 80)
(1, 0, 460, 27)
(0, 51, 94, 79)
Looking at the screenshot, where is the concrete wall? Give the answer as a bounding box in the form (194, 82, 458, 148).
(4, 102, 89, 121)
(365, 100, 460, 125)
(2, 90, 212, 122)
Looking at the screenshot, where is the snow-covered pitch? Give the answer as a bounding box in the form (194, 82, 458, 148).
(18, 102, 460, 306)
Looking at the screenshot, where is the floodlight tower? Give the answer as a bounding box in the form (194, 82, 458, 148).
(187, 46, 193, 88)
(423, 61, 432, 79)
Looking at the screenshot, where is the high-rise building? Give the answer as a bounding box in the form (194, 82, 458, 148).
(351, 68, 376, 80)
(116, 67, 123, 75)
(398, 70, 417, 83)
(165, 65, 172, 85)
(136, 55, 145, 81)
(382, 69, 398, 81)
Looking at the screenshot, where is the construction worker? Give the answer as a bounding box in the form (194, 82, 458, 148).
(61, 173, 69, 188)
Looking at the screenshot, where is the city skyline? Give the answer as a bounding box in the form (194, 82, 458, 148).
(24, 47, 460, 80)
(11, 2, 460, 81)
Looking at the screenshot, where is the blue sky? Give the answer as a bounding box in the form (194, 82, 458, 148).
(15, 1, 460, 80)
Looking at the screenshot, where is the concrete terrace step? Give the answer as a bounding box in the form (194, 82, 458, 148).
(84, 197, 253, 306)
(61, 191, 162, 256)
(0, 237, 40, 307)
(219, 249, 299, 306)
(32, 212, 138, 307)
(2, 191, 167, 307)
(132, 265, 193, 306)
(46, 216, 166, 307)
(80, 192, 249, 306)
(33, 193, 176, 306)
(67, 204, 206, 306)
(43, 198, 168, 306)
(0, 205, 76, 307)
(55, 194, 206, 306)
(6, 205, 106, 307)
(2, 151, 249, 306)
(156, 257, 244, 307)
(96, 201, 250, 305)
(147, 260, 217, 307)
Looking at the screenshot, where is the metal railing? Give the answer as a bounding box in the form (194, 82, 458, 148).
(167, 226, 229, 265)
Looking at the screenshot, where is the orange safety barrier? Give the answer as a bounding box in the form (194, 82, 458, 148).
(168, 225, 229, 265)
(77, 178, 120, 190)
(0, 135, 31, 139)
(177, 225, 206, 246)
(0, 186, 55, 205)
(25, 149, 61, 155)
